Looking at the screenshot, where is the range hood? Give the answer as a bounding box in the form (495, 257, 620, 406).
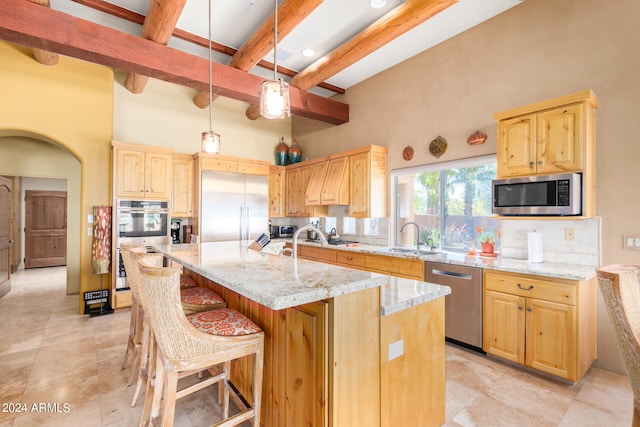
(305, 157, 350, 206)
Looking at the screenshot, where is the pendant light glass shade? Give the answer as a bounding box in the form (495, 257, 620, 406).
(260, 78, 290, 119)
(201, 130, 220, 154)
(201, 0, 220, 153)
(259, 0, 290, 119)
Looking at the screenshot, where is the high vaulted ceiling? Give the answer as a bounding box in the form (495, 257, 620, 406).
(1, 0, 522, 124)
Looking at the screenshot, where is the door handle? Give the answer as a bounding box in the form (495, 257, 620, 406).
(432, 269, 472, 280)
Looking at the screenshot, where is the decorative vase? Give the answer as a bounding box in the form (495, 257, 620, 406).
(275, 137, 289, 166)
(481, 243, 495, 254)
(288, 139, 301, 164)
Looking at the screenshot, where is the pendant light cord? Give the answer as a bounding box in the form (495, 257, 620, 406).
(273, 0, 278, 80)
(208, 0, 213, 133)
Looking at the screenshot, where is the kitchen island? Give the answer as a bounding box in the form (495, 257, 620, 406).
(153, 241, 451, 427)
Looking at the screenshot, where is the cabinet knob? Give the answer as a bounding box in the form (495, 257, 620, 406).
(529, 162, 534, 166)
(537, 161, 542, 165)
(518, 306, 523, 310)
(527, 307, 532, 312)
(517, 283, 534, 291)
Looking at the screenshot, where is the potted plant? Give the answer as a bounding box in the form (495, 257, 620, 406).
(476, 226, 500, 254)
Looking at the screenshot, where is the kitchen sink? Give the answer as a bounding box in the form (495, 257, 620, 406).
(386, 247, 439, 256)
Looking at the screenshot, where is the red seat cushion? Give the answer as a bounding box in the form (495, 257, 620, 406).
(179, 275, 198, 289)
(187, 308, 261, 336)
(180, 287, 225, 305)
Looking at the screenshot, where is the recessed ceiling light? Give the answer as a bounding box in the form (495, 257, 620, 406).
(369, 0, 386, 8)
(301, 48, 316, 57)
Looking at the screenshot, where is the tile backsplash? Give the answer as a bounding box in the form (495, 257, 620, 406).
(270, 205, 390, 246)
(499, 217, 601, 267)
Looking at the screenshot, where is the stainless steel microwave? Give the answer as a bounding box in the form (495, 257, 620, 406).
(492, 173, 582, 216)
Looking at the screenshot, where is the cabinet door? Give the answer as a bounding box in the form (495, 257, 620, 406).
(297, 166, 313, 217)
(536, 103, 584, 174)
(268, 166, 286, 218)
(115, 148, 146, 198)
(497, 115, 537, 178)
(285, 169, 299, 216)
(483, 290, 525, 364)
(286, 301, 328, 427)
(144, 152, 171, 199)
(171, 156, 193, 217)
(349, 152, 370, 217)
(305, 161, 329, 205)
(321, 157, 349, 205)
(525, 298, 575, 379)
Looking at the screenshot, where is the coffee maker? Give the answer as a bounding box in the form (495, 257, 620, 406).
(170, 220, 181, 244)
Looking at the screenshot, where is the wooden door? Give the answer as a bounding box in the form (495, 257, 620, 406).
(497, 114, 537, 177)
(349, 152, 370, 217)
(144, 151, 171, 199)
(305, 161, 329, 205)
(321, 157, 349, 205)
(525, 298, 575, 379)
(268, 166, 285, 218)
(171, 155, 193, 217)
(285, 168, 298, 217)
(285, 301, 328, 427)
(483, 290, 525, 364)
(537, 103, 584, 174)
(115, 148, 146, 198)
(0, 177, 12, 297)
(24, 191, 67, 268)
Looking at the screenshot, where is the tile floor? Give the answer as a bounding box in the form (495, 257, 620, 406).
(0, 267, 633, 426)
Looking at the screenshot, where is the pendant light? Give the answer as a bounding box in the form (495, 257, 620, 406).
(259, 0, 290, 119)
(201, 0, 221, 153)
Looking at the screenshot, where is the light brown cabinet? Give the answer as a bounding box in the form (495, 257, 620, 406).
(268, 165, 286, 218)
(494, 90, 598, 216)
(349, 145, 387, 218)
(483, 270, 596, 381)
(285, 165, 327, 218)
(304, 161, 329, 205)
(112, 141, 172, 200)
(171, 154, 194, 217)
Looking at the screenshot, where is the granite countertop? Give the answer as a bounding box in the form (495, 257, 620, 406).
(152, 241, 450, 313)
(275, 239, 596, 281)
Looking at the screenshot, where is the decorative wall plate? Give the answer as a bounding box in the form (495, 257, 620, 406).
(429, 136, 447, 159)
(467, 130, 487, 145)
(402, 145, 414, 161)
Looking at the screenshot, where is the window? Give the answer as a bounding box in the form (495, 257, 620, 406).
(392, 155, 498, 253)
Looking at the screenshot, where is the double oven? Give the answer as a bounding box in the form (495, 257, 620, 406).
(115, 200, 170, 290)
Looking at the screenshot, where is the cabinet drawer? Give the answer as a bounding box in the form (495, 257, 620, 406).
(484, 271, 576, 305)
(114, 290, 132, 308)
(238, 162, 269, 176)
(298, 246, 337, 264)
(336, 251, 366, 269)
(365, 254, 423, 280)
(201, 157, 238, 172)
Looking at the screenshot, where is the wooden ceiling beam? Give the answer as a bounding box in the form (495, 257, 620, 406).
(71, 0, 344, 95)
(290, 0, 457, 90)
(124, 0, 187, 94)
(195, 0, 323, 109)
(28, 0, 59, 65)
(0, 0, 349, 125)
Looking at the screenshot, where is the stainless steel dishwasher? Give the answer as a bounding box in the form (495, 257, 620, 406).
(424, 261, 483, 352)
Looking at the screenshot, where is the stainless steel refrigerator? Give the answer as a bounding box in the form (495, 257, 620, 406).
(200, 170, 269, 243)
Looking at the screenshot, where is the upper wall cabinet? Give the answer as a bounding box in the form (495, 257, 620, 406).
(494, 90, 598, 178)
(112, 140, 172, 200)
(269, 165, 286, 218)
(171, 153, 194, 217)
(494, 90, 598, 217)
(349, 145, 387, 218)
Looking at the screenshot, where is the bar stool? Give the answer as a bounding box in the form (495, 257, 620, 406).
(136, 263, 264, 427)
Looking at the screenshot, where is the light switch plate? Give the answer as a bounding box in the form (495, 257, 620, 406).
(623, 234, 640, 250)
(388, 339, 404, 361)
(88, 214, 93, 223)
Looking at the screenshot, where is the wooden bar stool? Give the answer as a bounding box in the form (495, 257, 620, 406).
(136, 263, 264, 427)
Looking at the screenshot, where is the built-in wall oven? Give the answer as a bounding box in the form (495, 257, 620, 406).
(115, 200, 170, 290)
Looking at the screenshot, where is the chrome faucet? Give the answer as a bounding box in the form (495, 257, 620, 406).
(400, 221, 424, 251)
(292, 225, 328, 258)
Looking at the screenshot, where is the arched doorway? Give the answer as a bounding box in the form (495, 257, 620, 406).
(0, 135, 81, 295)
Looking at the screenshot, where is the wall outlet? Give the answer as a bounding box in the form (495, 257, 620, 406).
(516, 230, 528, 241)
(565, 228, 575, 241)
(388, 339, 404, 361)
(623, 234, 640, 250)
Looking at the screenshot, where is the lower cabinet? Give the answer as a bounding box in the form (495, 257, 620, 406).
(483, 270, 595, 381)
